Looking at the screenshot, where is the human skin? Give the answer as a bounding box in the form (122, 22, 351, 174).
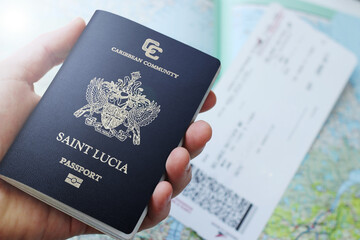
(0, 18, 217, 240)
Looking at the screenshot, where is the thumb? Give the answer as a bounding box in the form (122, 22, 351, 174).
(0, 18, 86, 84)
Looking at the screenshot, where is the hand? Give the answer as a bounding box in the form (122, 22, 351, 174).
(0, 18, 216, 239)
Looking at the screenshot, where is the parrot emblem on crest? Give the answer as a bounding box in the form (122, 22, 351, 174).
(74, 71, 160, 145)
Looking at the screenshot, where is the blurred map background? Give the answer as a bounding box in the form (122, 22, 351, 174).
(1, 0, 360, 239)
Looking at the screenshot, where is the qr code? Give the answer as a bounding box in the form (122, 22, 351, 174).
(182, 166, 254, 231)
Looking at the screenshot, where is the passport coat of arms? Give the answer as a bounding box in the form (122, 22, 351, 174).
(74, 71, 160, 145)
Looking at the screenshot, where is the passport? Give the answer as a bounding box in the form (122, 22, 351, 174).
(0, 10, 220, 240)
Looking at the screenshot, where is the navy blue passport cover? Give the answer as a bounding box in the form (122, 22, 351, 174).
(0, 10, 220, 236)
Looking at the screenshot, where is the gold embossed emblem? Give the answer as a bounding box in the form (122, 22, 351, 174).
(74, 71, 160, 145)
(142, 38, 163, 60)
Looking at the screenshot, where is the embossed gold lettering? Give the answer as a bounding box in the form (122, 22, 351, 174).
(110, 48, 180, 78)
(115, 159, 123, 170)
(108, 157, 117, 167)
(99, 152, 110, 163)
(56, 132, 128, 175)
(56, 132, 65, 141)
(111, 47, 143, 63)
(74, 140, 85, 151)
(143, 61, 179, 79)
(83, 144, 93, 155)
(92, 149, 100, 159)
(119, 164, 128, 174)
(69, 138, 77, 148)
(61, 136, 71, 145)
(59, 157, 103, 182)
(59, 157, 67, 164)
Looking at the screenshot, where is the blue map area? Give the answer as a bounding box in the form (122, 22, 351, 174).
(261, 10, 360, 240)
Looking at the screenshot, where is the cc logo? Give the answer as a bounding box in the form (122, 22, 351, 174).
(142, 38, 163, 60)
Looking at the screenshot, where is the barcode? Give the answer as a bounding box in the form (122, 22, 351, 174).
(182, 166, 254, 231)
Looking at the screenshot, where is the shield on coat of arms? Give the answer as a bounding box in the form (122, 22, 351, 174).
(73, 71, 161, 145)
(101, 102, 128, 130)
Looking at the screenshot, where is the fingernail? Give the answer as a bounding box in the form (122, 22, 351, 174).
(72, 17, 81, 23)
(185, 162, 192, 173)
(190, 147, 204, 159)
(69, 17, 84, 26)
(167, 193, 172, 204)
